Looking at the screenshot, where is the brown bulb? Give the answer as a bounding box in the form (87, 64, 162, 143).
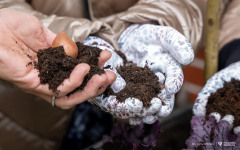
(51, 31, 78, 58)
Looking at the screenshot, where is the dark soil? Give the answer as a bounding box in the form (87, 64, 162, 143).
(206, 78, 240, 127)
(104, 62, 164, 107)
(35, 42, 104, 94)
(103, 50, 164, 107)
(35, 43, 163, 107)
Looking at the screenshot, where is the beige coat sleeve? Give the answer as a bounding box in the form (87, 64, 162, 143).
(219, 0, 240, 50)
(95, 0, 208, 54)
(90, 0, 230, 53)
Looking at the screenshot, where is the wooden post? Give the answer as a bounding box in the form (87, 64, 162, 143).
(204, 0, 221, 82)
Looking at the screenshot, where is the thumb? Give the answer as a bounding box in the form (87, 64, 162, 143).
(42, 27, 56, 46)
(157, 25, 194, 65)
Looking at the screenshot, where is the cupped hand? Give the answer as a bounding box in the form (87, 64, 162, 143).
(193, 61, 240, 134)
(0, 8, 115, 109)
(87, 24, 194, 125)
(117, 24, 194, 124)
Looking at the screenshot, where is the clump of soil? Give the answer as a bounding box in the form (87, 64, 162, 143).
(35, 42, 104, 94)
(104, 50, 164, 107)
(35, 43, 163, 107)
(104, 62, 164, 107)
(206, 78, 240, 127)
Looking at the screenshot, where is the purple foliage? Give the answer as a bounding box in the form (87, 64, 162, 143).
(100, 121, 162, 150)
(185, 116, 240, 150)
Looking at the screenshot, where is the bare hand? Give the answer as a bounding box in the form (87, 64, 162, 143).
(0, 8, 116, 109)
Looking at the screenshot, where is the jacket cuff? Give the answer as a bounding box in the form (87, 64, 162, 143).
(218, 39, 240, 70)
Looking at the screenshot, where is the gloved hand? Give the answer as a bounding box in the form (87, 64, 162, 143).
(87, 24, 194, 125)
(193, 61, 240, 134)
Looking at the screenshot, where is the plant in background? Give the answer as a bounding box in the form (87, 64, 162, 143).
(185, 116, 240, 150)
(90, 120, 162, 150)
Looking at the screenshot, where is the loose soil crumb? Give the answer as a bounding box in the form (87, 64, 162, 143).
(206, 78, 240, 127)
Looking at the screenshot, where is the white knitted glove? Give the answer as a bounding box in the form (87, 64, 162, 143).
(193, 61, 240, 134)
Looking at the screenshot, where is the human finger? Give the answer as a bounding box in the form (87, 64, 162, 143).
(98, 50, 112, 68)
(56, 63, 90, 96)
(54, 73, 110, 109)
(157, 94, 175, 117)
(147, 49, 183, 95)
(95, 70, 116, 95)
(137, 98, 162, 117)
(118, 24, 194, 65)
(27, 63, 90, 97)
(155, 25, 194, 65)
(109, 70, 126, 93)
(42, 26, 56, 47)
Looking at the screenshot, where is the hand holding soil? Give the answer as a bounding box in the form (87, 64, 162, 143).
(88, 24, 194, 125)
(0, 8, 115, 109)
(187, 62, 240, 149)
(193, 61, 240, 134)
(35, 32, 116, 109)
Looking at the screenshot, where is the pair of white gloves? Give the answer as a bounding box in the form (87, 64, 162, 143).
(84, 24, 194, 125)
